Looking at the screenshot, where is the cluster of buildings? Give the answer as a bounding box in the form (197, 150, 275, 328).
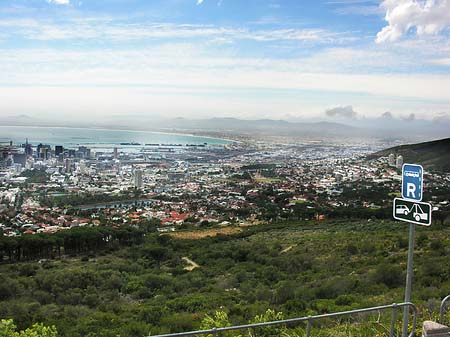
(1, 138, 449, 237)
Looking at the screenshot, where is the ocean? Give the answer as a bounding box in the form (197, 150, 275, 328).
(0, 126, 232, 150)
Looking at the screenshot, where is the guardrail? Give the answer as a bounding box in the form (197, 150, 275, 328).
(440, 295, 450, 324)
(148, 302, 417, 337)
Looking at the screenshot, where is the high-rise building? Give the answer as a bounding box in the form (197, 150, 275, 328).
(113, 147, 118, 159)
(40, 147, 49, 160)
(388, 153, 395, 167)
(36, 143, 43, 157)
(24, 139, 33, 156)
(77, 146, 90, 159)
(65, 158, 72, 173)
(55, 145, 64, 156)
(134, 169, 143, 189)
(396, 155, 403, 169)
(37, 143, 51, 159)
(79, 160, 87, 174)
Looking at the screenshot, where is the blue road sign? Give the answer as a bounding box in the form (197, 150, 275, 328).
(402, 164, 423, 201)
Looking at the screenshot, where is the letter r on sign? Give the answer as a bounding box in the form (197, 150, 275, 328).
(406, 183, 416, 198)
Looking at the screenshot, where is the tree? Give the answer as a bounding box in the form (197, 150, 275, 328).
(0, 319, 58, 337)
(200, 311, 234, 337)
(249, 309, 287, 337)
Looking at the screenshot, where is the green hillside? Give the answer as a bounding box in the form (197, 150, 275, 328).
(370, 138, 450, 172)
(1, 220, 450, 336)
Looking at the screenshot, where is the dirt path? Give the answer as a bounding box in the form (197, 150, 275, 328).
(182, 257, 200, 271)
(280, 245, 295, 254)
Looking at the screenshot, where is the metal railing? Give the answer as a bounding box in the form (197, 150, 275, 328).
(148, 302, 417, 337)
(440, 295, 450, 324)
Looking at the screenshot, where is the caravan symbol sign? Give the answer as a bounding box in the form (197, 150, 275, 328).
(402, 164, 423, 201)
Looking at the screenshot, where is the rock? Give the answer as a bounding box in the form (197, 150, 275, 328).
(422, 320, 450, 337)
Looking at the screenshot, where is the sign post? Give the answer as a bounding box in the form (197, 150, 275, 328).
(394, 164, 431, 337)
(402, 222, 415, 337)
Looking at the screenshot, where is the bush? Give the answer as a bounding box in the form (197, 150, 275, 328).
(0, 319, 58, 337)
(373, 264, 403, 288)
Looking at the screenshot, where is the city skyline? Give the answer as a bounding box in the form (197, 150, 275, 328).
(1, 0, 450, 124)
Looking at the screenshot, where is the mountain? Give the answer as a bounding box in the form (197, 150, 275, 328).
(3, 114, 445, 142)
(155, 117, 368, 139)
(369, 137, 450, 172)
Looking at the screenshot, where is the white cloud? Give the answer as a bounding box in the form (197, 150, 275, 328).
(0, 18, 355, 44)
(402, 112, 416, 121)
(430, 57, 450, 66)
(47, 0, 70, 5)
(376, 0, 450, 43)
(197, 0, 204, 5)
(325, 105, 358, 118)
(432, 112, 450, 124)
(334, 5, 384, 16)
(1, 47, 450, 104)
(381, 111, 393, 119)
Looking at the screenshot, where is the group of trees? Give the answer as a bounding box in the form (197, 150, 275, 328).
(39, 191, 142, 208)
(0, 226, 145, 262)
(19, 169, 49, 184)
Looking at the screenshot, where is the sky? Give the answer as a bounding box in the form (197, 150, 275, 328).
(1, 0, 450, 125)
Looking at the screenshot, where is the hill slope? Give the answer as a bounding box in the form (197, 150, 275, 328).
(163, 117, 364, 138)
(370, 137, 450, 172)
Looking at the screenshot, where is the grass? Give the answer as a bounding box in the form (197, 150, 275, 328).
(168, 226, 242, 239)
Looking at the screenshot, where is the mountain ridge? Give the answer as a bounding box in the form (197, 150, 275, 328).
(369, 137, 450, 172)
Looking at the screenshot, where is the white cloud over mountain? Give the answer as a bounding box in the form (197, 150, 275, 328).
(377, 0, 450, 43)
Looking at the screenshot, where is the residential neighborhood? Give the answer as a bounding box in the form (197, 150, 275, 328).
(1, 139, 449, 238)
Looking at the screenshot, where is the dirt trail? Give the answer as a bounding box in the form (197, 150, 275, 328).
(182, 257, 200, 271)
(280, 245, 295, 253)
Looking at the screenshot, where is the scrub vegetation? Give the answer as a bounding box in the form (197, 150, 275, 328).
(1, 220, 450, 337)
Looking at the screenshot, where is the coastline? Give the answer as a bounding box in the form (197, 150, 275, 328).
(0, 124, 237, 145)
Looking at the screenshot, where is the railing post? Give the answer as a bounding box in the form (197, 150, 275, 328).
(410, 304, 417, 337)
(212, 327, 217, 337)
(439, 295, 450, 324)
(390, 303, 397, 337)
(306, 317, 312, 337)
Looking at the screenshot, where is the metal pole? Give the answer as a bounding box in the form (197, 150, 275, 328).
(306, 317, 312, 337)
(402, 223, 415, 337)
(390, 303, 397, 337)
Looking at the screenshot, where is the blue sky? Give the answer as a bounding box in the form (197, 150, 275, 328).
(1, 0, 450, 124)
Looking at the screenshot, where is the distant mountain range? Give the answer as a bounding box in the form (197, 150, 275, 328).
(151, 117, 450, 142)
(1, 115, 449, 142)
(162, 117, 364, 138)
(369, 137, 450, 172)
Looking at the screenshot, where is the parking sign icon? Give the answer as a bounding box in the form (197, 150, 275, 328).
(402, 164, 423, 201)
